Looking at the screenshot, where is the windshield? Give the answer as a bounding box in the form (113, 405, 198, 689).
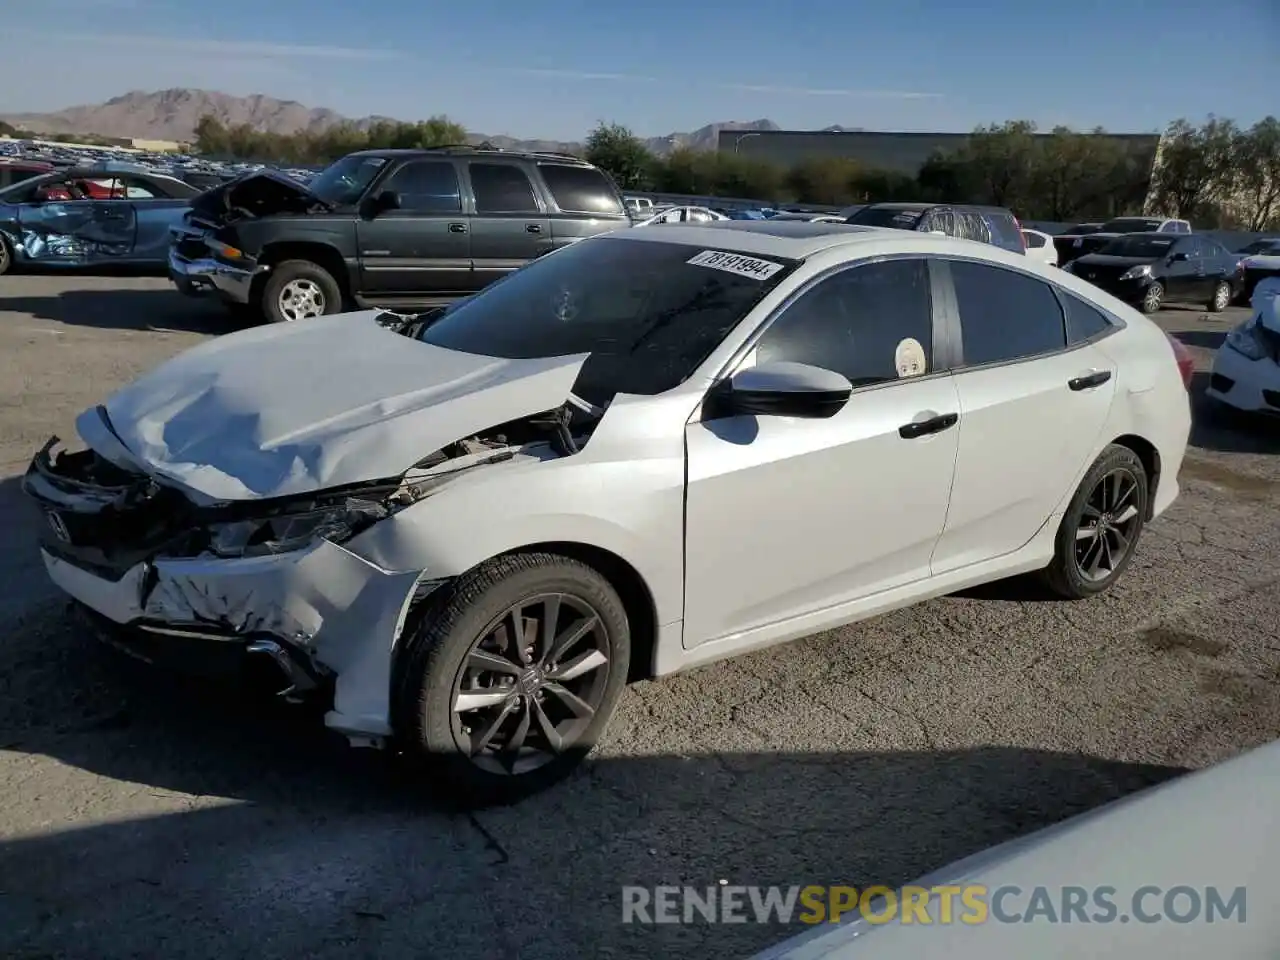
(306, 154, 388, 205)
(846, 207, 923, 229)
(1098, 236, 1176, 258)
(418, 237, 798, 406)
(1240, 239, 1280, 254)
(1100, 217, 1163, 233)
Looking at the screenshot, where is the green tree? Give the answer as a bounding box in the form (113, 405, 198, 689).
(583, 122, 654, 190)
(786, 157, 861, 205)
(953, 120, 1040, 209)
(1237, 117, 1280, 231)
(1149, 117, 1238, 219)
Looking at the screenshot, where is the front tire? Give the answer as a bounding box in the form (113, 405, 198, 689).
(1040, 444, 1149, 600)
(395, 552, 631, 808)
(0, 235, 13, 276)
(1140, 282, 1164, 314)
(260, 259, 342, 323)
(1208, 280, 1231, 312)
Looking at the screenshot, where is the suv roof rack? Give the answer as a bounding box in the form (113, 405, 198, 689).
(530, 152, 587, 162)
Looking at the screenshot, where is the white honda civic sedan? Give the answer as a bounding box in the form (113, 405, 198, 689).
(24, 221, 1191, 805)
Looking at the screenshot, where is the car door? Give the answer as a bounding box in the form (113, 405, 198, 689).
(682, 256, 961, 646)
(1161, 236, 1200, 300)
(118, 174, 188, 260)
(355, 159, 472, 295)
(464, 161, 552, 290)
(1199, 237, 1236, 292)
(928, 258, 1117, 574)
(18, 175, 135, 260)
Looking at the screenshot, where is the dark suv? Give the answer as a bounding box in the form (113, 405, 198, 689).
(169, 147, 631, 322)
(845, 202, 1026, 254)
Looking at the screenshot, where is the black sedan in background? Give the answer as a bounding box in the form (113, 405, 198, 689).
(1063, 233, 1244, 314)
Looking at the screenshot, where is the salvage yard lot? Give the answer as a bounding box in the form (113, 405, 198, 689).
(1, 273, 1278, 960)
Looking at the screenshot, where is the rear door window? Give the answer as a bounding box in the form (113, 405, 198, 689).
(468, 163, 541, 214)
(946, 259, 1067, 365)
(537, 164, 624, 215)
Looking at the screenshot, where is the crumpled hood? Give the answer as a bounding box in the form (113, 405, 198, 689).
(79, 310, 588, 502)
(188, 169, 322, 221)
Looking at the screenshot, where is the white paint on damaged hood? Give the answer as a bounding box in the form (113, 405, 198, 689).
(80, 310, 588, 502)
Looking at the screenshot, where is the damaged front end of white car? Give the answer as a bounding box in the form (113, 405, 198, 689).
(22, 309, 605, 766)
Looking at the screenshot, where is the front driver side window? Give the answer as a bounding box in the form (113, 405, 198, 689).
(752, 258, 934, 388)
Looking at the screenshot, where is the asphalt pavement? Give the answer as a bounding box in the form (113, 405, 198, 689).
(1, 273, 1278, 960)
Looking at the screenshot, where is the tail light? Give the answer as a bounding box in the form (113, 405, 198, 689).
(1166, 333, 1195, 390)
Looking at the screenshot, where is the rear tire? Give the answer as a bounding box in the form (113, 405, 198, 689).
(260, 260, 342, 323)
(1040, 444, 1149, 600)
(394, 552, 631, 809)
(1207, 280, 1231, 313)
(0, 236, 12, 276)
(1140, 282, 1164, 314)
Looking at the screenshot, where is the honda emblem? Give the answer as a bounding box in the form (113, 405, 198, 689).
(46, 511, 70, 543)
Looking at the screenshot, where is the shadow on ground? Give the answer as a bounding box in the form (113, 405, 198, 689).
(0, 286, 240, 334)
(0, 600, 1190, 960)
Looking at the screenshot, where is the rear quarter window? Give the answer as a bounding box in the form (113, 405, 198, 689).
(538, 164, 625, 215)
(982, 212, 1024, 252)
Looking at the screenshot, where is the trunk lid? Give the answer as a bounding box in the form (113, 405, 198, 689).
(79, 311, 588, 502)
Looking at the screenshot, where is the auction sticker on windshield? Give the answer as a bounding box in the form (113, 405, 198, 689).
(686, 249, 784, 280)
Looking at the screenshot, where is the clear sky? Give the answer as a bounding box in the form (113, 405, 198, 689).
(5, 0, 1277, 140)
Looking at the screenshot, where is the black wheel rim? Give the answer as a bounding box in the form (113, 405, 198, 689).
(450, 593, 610, 775)
(1075, 468, 1142, 582)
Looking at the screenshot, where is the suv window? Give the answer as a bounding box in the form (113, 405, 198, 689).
(470, 163, 540, 213)
(848, 206, 925, 229)
(981, 211, 1024, 252)
(948, 260, 1066, 365)
(1060, 290, 1113, 344)
(381, 160, 462, 213)
(1022, 231, 1046, 248)
(538, 164, 624, 215)
(754, 258, 934, 388)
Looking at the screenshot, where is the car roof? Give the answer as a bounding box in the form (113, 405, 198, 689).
(608, 219, 1029, 261)
(349, 147, 593, 165)
(1110, 232, 1181, 240)
(861, 201, 1014, 214)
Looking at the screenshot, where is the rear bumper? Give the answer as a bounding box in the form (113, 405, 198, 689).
(168, 247, 264, 305)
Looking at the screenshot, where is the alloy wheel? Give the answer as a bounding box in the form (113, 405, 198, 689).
(451, 593, 610, 775)
(1075, 468, 1142, 582)
(277, 278, 326, 320)
(1213, 282, 1230, 310)
(1143, 285, 1163, 312)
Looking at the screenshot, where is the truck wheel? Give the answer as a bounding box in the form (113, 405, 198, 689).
(394, 552, 631, 808)
(261, 260, 342, 323)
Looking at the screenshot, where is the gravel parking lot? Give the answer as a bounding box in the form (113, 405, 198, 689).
(1, 273, 1278, 960)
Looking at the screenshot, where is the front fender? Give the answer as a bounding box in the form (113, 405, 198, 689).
(343, 450, 687, 630)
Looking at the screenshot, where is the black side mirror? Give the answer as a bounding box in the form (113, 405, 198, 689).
(710, 361, 853, 420)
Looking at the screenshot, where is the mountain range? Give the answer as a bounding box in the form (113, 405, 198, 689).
(0, 88, 863, 155)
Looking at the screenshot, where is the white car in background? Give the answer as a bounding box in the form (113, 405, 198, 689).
(1206, 276, 1280, 416)
(753, 738, 1279, 959)
(24, 221, 1190, 807)
(1021, 228, 1059, 267)
(634, 204, 729, 226)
